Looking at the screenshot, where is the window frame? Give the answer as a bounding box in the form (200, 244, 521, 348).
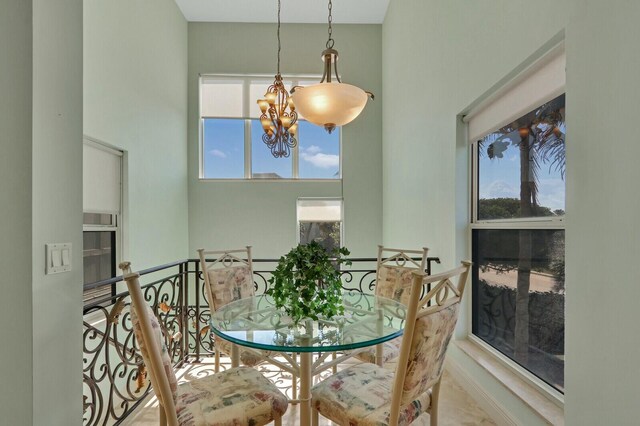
(198, 74, 343, 181)
(82, 137, 125, 303)
(471, 134, 565, 229)
(296, 197, 345, 249)
(467, 94, 566, 403)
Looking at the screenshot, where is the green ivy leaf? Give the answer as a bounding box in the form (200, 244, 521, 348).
(267, 241, 350, 324)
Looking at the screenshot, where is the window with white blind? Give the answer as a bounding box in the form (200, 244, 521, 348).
(200, 75, 341, 180)
(467, 45, 566, 395)
(82, 139, 123, 303)
(297, 198, 343, 253)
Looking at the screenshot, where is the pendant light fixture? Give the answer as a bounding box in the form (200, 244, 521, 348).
(290, 0, 374, 134)
(257, 0, 298, 158)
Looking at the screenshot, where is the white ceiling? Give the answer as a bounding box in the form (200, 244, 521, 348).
(174, 0, 390, 24)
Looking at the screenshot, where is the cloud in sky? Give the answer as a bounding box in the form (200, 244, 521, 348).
(481, 180, 519, 199)
(300, 146, 339, 169)
(210, 149, 227, 158)
(480, 178, 565, 210)
(536, 178, 566, 211)
(304, 145, 322, 154)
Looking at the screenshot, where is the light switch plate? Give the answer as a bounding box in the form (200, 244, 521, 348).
(46, 243, 72, 274)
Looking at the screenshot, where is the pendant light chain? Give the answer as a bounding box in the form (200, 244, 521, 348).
(277, 0, 281, 74)
(290, 0, 374, 134)
(256, 0, 298, 158)
(326, 0, 334, 49)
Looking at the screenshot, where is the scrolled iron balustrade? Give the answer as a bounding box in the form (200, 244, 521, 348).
(82, 256, 438, 425)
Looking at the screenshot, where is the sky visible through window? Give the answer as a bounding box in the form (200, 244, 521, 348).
(478, 93, 566, 214)
(478, 139, 565, 212)
(203, 118, 244, 178)
(251, 120, 292, 178)
(203, 118, 340, 179)
(298, 121, 340, 179)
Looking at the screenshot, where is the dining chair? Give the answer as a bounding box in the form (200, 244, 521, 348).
(197, 247, 267, 372)
(311, 261, 472, 426)
(198, 248, 300, 400)
(354, 245, 429, 366)
(120, 261, 288, 426)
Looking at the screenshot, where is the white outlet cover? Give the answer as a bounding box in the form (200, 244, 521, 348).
(46, 243, 72, 274)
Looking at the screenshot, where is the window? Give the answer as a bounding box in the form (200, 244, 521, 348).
(468, 47, 565, 394)
(200, 76, 341, 179)
(297, 198, 343, 253)
(82, 214, 117, 302)
(83, 139, 123, 303)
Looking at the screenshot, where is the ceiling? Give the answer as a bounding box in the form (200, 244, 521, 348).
(174, 0, 390, 24)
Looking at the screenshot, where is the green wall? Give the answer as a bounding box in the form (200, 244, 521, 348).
(31, 1, 84, 423)
(0, 1, 83, 423)
(187, 23, 382, 259)
(0, 1, 33, 423)
(0, 0, 86, 423)
(383, 0, 640, 424)
(565, 2, 640, 424)
(84, 0, 189, 269)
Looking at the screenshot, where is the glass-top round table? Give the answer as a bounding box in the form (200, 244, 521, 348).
(209, 291, 407, 426)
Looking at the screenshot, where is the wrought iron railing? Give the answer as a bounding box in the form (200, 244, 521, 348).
(82, 256, 439, 425)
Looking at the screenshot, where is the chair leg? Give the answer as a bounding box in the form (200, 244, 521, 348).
(291, 353, 298, 403)
(215, 348, 220, 373)
(159, 404, 167, 426)
(312, 407, 319, 426)
(430, 380, 442, 426)
(274, 416, 282, 426)
(376, 343, 384, 367)
(332, 352, 337, 374)
(231, 343, 240, 368)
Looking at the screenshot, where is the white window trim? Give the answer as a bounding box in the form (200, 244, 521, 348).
(452, 338, 565, 424)
(468, 128, 566, 404)
(296, 197, 345, 248)
(463, 38, 567, 406)
(83, 136, 126, 272)
(199, 74, 343, 181)
(467, 144, 567, 407)
(466, 334, 565, 406)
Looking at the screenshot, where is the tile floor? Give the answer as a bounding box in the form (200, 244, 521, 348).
(121, 357, 495, 425)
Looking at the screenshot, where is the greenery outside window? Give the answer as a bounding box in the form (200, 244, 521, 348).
(200, 75, 341, 180)
(297, 198, 343, 253)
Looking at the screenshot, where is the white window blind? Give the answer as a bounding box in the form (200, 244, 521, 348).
(466, 46, 565, 142)
(83, 140, 122, 214)
(297, 199, 342, 222)
(200, 78, 243, 118)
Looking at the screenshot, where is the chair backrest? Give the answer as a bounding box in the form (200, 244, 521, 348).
(197, 247, 254, 311)
(119, 262, 179, 426)
(375, 245, 429, 306)
(389, 261, 472, 425)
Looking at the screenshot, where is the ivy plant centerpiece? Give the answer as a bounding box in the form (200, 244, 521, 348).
(266, 241, 351, 325)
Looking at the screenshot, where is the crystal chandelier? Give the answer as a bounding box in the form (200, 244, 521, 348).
(290, 0, 373, 134)
(257, 0, 298, 158)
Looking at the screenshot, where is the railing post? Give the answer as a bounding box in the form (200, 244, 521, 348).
(180, 261, 187, 365)
(194, 259, 201, 362)
(425, 257, 440, 306)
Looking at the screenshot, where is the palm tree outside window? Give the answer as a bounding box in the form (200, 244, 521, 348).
(471, 93, 566, 394)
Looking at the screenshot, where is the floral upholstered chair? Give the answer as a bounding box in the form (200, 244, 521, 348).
(311, 261, 472, 426)
(197, 247, 269, 373)
(120, 262, 288, 426)
(354, 245, 429, 366)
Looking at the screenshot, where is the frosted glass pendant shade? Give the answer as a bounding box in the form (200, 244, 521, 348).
(291, 82, 369, 132)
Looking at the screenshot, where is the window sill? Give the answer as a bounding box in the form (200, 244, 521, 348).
(454, 338, 564, 425)
(197, 178, 342, 183)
